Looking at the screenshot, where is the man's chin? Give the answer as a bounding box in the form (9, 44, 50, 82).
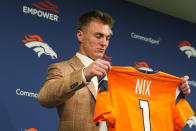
(92, 54, 104, 60)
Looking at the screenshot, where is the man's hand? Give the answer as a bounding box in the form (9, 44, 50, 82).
(179, 75, 191, 96)
(84, 59, 111, 81)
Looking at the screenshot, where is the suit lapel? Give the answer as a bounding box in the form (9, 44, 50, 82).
(87, 81, 97, 99)
(68, 56, 97, 100)
(68, 56, 84, 70)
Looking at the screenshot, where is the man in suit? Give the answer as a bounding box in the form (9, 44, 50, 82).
(38, 10, 113, 131)
(38, 10, 191, 131)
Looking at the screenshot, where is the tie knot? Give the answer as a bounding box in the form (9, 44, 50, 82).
(97, 76, 108, 93)
(97, 74, 106, 85)
(97, 76, 102, 83)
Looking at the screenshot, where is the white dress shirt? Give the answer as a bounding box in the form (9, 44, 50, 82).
(76, 52, 99, 93)
(76, 52, 107, 131)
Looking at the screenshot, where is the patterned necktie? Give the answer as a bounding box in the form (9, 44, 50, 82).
(97, 75, 109, 130)
(97, 75, 108, 94)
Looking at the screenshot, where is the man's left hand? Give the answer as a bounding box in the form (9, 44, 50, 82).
(179, 75, 191, 96)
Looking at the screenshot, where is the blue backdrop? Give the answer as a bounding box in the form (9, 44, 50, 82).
(0, 0, 196, 130)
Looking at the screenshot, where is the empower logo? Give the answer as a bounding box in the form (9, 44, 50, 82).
(21, 128, 38, 131)
(135, 61, 153, 71)
(178, 41, 196, 59)
(32, 0, 59, 13)
(23, 0, 59, 22)
(131, 32, 161, 45)
(22, 35, 58, 59)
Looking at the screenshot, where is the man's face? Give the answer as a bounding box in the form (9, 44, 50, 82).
(77, 20, 111, 60)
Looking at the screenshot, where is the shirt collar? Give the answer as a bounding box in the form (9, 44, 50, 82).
(76, 52, 94, 67)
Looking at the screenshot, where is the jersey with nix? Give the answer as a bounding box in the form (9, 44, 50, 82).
(94, 66, 194, 131)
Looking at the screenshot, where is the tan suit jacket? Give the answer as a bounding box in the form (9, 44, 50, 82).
(38, 56, 99, 131)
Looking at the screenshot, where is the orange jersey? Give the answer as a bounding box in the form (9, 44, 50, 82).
(94, 66, 194, 131)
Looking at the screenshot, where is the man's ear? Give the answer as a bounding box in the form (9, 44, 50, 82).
(77, 30, 83, 42)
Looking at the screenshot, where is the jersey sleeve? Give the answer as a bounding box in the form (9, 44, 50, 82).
(173, 99, 195, 131)
(93, 80, 116, 128)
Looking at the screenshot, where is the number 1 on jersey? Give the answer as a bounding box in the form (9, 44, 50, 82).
(139, 100, 151, 131)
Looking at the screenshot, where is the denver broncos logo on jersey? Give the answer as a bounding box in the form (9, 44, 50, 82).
(135, 61, 153, 72)
(178, 41, 196, 59)
(22, 35, 57, 59)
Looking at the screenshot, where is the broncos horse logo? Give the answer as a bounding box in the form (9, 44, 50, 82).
(187, 116, 196, 128)
(22, 35, 57, 59)
(178, 41, 196, 59)
(102, 54, 112, 64)
(135, 61, 153, 71)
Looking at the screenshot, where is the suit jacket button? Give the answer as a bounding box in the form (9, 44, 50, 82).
(70, 82, 78, 89)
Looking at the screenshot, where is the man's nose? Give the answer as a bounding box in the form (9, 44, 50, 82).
(100, 37, 108, 46)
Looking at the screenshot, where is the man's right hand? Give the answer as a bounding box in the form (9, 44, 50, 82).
(84, 59, 111, 81)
